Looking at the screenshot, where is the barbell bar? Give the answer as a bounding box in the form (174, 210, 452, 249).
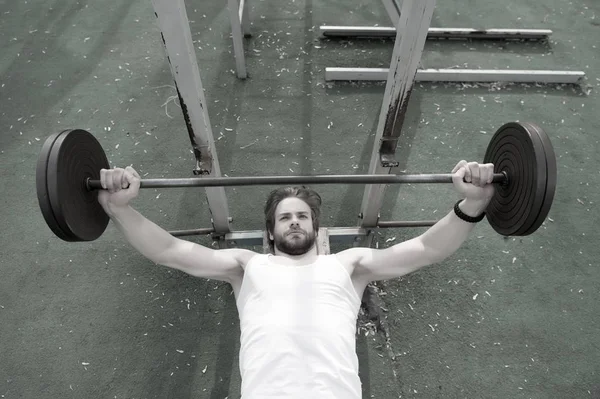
(36, 121, 556, 242)
(85, 171, 509, 190)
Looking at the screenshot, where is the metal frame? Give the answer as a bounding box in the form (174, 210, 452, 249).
(149, 0, 494, 249)
(223, 0, 583, 84)
(320, 0, 584, 85)
(152, 0, 233, 239)
(228, 0, 251, 79)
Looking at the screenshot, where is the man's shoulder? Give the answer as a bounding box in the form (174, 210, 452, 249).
(219, 248, 261, 269)
(333, 247, 372, 271)
(240, 249, 263, 268)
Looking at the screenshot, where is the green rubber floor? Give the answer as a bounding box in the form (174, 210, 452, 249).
(0, 0, 598, 398)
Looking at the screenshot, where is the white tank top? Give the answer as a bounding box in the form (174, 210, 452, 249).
(236, 254, 363, 399)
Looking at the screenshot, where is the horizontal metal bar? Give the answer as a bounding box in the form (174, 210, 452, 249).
(196, 228, 372, 246)
(377, 220, 437, 227)
(320, 26, 552, 40)
(87, 172, 506, 190)
(427, 28, 552, 40)
(223, 230, 265, 246)
(326, 227, 369, 243)
(167, 222, 437, 240)
(169, 228, 215, 237)
(325, 67, 585, 84)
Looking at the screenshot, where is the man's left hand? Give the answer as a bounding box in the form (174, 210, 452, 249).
(451, 160, 495, 204)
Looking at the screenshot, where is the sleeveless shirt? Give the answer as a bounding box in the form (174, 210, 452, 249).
(235, 254, 363, 398)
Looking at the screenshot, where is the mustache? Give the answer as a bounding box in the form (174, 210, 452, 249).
(286, 228, 306, 236)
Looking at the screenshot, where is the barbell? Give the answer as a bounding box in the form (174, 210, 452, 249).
(36, 121, 556, 242)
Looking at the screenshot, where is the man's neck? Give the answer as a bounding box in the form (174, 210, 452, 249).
(273, 245, 319, 264)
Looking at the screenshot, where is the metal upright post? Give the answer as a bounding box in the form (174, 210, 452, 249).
(381, 0, 400, 27)
(241, 0, 251, 37)
(228, 0, 248, 78)
(357, 0, 436, 246)
(151, 0, 233, 239)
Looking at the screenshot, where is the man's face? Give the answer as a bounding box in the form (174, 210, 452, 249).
(269, 197, 316, 256)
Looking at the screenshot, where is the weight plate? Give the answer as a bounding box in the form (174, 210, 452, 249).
(484, 122, 547, 236)
(46, 129, 110, 241)
(520, 123, 557, 235)
(36, 131, 72, 240)
(511, 123, 548, 236)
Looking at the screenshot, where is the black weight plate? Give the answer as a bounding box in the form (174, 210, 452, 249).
(520, 123, 557, 235)
(36, 131, 72, 240)
(484, 122, 547, 236)
(511, 123, 548, 236)
(46, 129, 110, 241)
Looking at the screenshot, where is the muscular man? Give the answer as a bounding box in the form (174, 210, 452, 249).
(98, 160, 495, 399)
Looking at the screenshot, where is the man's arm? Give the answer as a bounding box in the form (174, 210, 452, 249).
(348, 161, 494, 284)
(98, 166, 251, 283)
(349, 198, 487, 283)
(106, 205, 249, 282)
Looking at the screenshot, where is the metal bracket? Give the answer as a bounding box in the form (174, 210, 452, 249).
(191, 144, 213, 175)
(192, 165, 211, 175)
(379, 137, 400, 168)
(380, 154, 399, 168)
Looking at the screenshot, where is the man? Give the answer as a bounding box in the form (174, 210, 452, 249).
(98, 160, 495, 399)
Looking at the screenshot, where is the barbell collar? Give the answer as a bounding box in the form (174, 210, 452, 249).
(85, 172, 507, 190)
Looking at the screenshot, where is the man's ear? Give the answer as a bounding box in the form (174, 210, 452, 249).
(268, 230, 273, 240)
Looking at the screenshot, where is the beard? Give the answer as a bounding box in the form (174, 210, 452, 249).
(274, 228, 316, 256)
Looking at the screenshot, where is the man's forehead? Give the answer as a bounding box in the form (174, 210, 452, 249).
(276, 198, 310, 215)
(278, 210, 309, 216)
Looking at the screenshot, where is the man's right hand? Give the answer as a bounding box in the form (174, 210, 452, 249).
(98, 166, 141, 211)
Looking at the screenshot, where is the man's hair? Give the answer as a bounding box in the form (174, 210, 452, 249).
(264, 186, 322, 253)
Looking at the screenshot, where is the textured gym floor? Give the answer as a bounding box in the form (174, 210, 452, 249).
(1, 0, 599, 398)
